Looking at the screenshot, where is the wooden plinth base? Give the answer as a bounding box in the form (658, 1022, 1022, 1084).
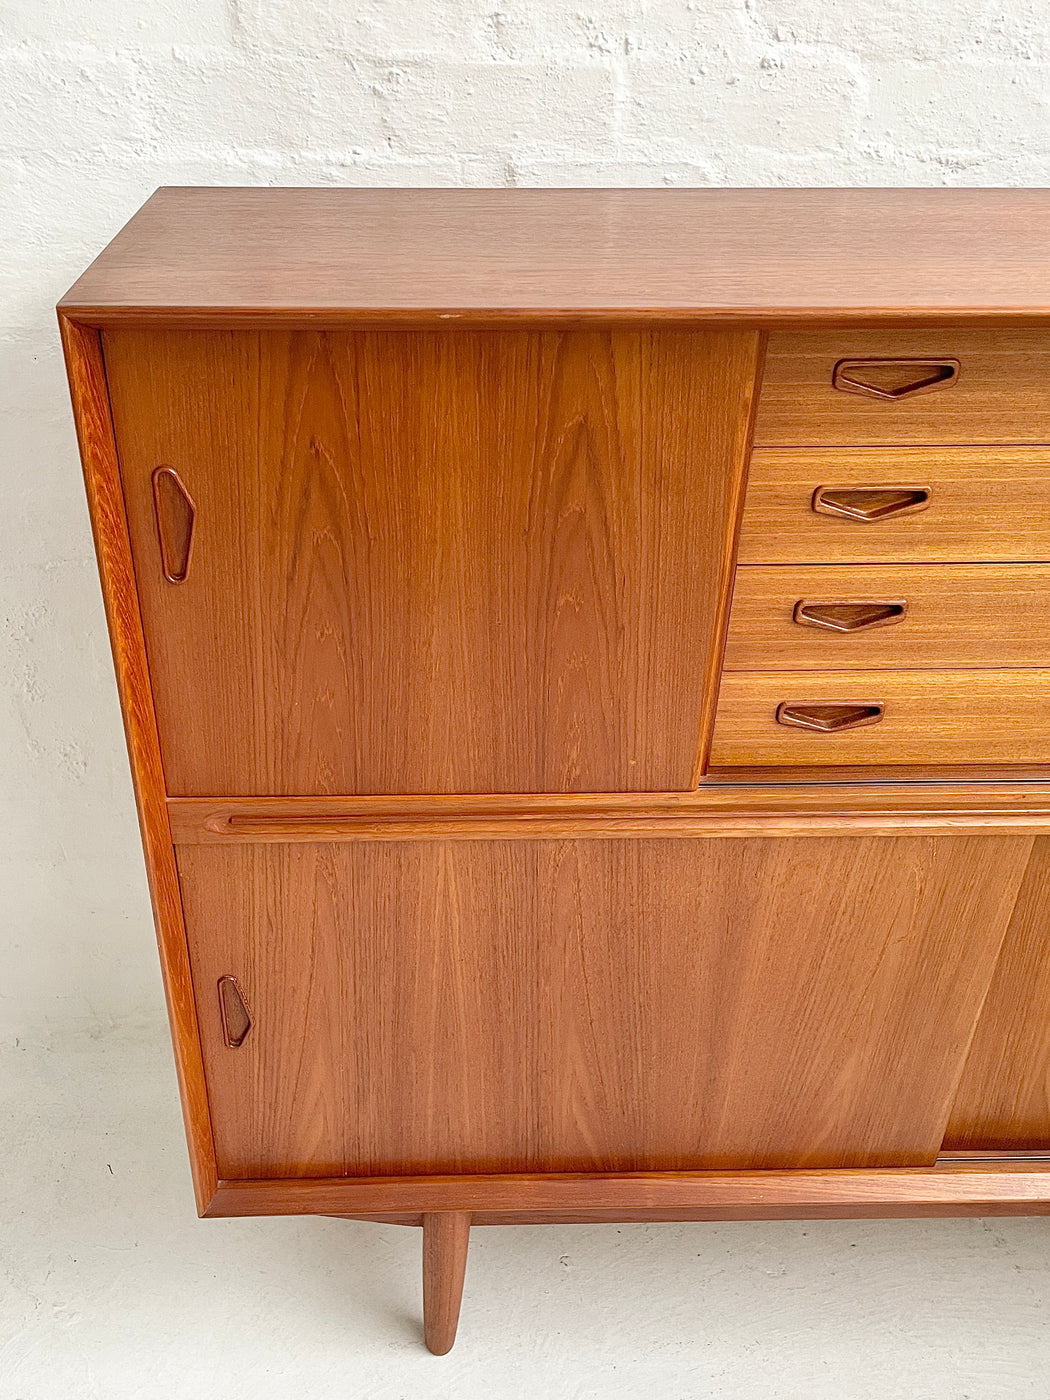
(217, 1159, 1050, 1353)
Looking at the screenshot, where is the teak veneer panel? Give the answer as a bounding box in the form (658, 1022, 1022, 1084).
(754, 330, 1050, 444)
(738, 447, 1050, 564)
(103, 326, 759, 795)
(945, 838, 1050, 1153)
(59, 187, 1050, 320)
(177, 834, 1030, 1180)
(711, 669, 1050, 770)
(724, 564, 1050, 671)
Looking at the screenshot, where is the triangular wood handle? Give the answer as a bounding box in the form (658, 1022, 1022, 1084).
(832, 358, 960, 400)
(793, 600, 908, 632)
(218, 975, 252, 1048)
(813, 486, 930, 521)
(776, 702, 884, 732)
(151, 466, 196, 583)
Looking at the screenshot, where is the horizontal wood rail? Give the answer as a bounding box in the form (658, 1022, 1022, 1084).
(205, 1161, 1050, 1221)
(168, 786, 1050, 844)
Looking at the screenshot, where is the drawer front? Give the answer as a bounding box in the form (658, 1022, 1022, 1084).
(738, 447, 1050, 564)
(710, 670, 1050, 770)
(754, 330, 1050, 446)
(724, 564, 1050, 671)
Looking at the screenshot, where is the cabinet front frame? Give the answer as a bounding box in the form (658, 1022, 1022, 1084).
(61, 305, 1050, 1220)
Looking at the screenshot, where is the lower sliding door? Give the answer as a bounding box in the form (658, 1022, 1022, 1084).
(945, 837, 1050, 1152)
(175, 834, 1034, 1181)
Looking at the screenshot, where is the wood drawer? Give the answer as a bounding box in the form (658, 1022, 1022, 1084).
(724, 564, 1050, 671)
(709, 670, 1050, 770)
(738, 447, 1050, 564)
(754, 330, 1050, 446)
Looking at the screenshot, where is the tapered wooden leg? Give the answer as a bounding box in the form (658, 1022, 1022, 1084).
(422, 1211, 471, 1354)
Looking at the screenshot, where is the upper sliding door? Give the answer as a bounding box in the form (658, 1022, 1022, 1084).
(103, 328, 760, 796)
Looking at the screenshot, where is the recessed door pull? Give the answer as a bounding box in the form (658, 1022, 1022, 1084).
(832, 358, 960, 400)
(218, 975, 252, 1048)
(151, 466, 196, 583)
(793, 600, 908, 632)
(813, 486, 930, 521)
(776, 702, 885, 732)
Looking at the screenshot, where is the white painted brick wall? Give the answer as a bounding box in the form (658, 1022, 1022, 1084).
(2, 0, 1048, 1035)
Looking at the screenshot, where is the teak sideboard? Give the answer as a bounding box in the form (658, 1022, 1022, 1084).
(60, 187, 1050, 1353)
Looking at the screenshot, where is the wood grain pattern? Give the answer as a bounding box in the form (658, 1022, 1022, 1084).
(755, 330, 1050, 444)
(724, 564, 1050, 671)
(175, 834, 1030, 1179)
(58, 316, 218, 1211)
(102, 326, 759, 795)
(945, 838, 1050, 1152)
(711, 669, 1050, 770)
(738, 447, 1050, 564)
(167, 787, 1050, 841)
(58, 188, 1050, 321)
(205, 1160, 1050, 1220)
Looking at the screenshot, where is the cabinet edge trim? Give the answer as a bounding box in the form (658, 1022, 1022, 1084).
(205, 1162, 1050, 1219)
(59, 313, 219, 1211)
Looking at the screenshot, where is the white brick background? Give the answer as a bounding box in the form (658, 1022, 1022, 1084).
(3, 1, 1050, 1035)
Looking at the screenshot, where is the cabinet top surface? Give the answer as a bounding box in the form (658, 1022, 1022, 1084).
(59, 186, 1050, 322)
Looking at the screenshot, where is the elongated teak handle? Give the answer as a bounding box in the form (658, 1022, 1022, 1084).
(151, 466, 196, 583)
(218, 975, 252, 1048)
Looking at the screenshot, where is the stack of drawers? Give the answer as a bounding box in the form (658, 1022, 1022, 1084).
(709, 330, 1050, 776)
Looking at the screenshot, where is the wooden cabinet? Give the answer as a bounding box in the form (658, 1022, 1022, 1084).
(60, 189, 1050, 1353)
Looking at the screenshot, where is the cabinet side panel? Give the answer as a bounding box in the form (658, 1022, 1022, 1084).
(944, 836, 1050, 1151)
(102, 327, 760, 795)
(59, 316, 217, 1209)
(177, 834, 1030, 1179)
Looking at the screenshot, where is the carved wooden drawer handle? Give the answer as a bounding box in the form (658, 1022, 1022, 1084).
(776, 702, 884, 732)
(218, 975, 252, 1048)
(812, 485, 930, 521)
(793, 599, 908, 632)
(151, 466, 196, 583)
(832, 358, 960, 400)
